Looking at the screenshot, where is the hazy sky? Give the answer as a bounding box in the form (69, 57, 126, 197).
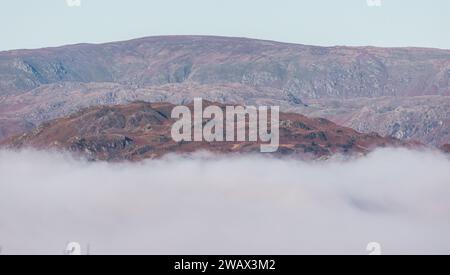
(0, 0, 449, 51)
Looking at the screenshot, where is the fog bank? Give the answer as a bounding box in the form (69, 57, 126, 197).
(0, 148, 449, 255)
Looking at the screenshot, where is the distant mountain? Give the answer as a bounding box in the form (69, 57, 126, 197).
(1, 102, 408, 161)
(2, 36, 449, 97)
(0, 36, 449, 145)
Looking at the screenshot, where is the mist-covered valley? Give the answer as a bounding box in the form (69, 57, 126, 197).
(1, 148, 449, 255)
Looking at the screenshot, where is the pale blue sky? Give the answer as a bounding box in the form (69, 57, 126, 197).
(0, 0, 449, 51)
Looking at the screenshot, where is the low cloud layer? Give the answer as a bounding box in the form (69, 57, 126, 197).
(0, 148, 450, 255)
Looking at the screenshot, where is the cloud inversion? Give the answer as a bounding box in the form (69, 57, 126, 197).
(0, 148, 449, 255)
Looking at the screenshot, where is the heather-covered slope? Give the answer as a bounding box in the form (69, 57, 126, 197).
(1, 102, 407, 161)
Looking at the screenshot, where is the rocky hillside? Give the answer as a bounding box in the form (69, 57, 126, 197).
(1, 36, 449, 98)
(0, 36, 449, 145)
(299, 96, 450, 147)
(1, 102, 407, 161)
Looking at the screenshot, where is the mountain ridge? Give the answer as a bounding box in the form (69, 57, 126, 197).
(0, 35, 449, 146)
(2, 35, 449, 97)
(3, 35, 450, 55)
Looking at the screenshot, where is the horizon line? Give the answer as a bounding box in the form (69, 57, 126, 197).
(2, 34, 450, 54)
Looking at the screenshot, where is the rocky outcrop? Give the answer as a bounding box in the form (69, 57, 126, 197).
(1, 102, 409, 161)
